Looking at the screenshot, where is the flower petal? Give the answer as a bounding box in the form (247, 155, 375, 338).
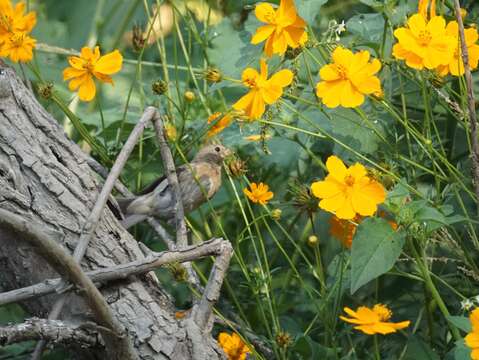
(255, 3, 276, 24)
(77, 75, 96, 101)
(94, 49, 123, 75)
(251, 24, 276, 44)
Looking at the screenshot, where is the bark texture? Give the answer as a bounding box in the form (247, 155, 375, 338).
(0, 65, 224, 359)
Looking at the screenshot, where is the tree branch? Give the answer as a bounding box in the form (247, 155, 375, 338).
(0, 238, 225, 306)
(0, 209, 138, 360)
(0, 318, 102, 348)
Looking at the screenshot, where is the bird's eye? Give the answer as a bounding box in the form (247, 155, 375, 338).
(215, 146, 221, 152)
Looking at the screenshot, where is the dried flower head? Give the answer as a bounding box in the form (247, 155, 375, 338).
(152, 79, 168, 95)
(205, 67, 222, 83)
(275, 331, 292, 348)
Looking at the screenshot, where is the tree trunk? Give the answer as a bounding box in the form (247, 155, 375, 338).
(0, 64, 224, 359)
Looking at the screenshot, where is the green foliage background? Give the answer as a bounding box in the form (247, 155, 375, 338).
(1, 0, 479, 359)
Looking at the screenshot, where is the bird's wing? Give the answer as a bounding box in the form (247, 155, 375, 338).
(138, 165, 188, 195)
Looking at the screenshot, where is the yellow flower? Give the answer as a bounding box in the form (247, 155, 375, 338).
(315, 47, 382, 108)
(0, 30, 34, 62)
(63, 46, 123, 102)
(217, 332, 251, 360)
(311, 156, 386, 220)
(465, 308, 479, 360)
(207, 112, 232, 137)
(0, 0, 36, 42)
(437, 21, 479, 76)
(244, 182, 274, 205)
(392, 14, 455, 70)
(0, 0, 36, 63)
(340, 304, 410, 335)
(233, 59, 293, 120)
(251, 0, 308, 57)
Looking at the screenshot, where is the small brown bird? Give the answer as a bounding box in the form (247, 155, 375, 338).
(118, 144, 231, 228)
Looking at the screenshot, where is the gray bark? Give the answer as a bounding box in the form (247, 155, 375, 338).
(0, 64, 225, 359)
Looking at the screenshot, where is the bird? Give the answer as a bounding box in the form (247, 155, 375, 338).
(117, 144, 231, 228)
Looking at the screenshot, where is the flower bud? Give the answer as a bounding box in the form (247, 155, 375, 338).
(271, 208, 282, 220)
(228, 158, 248, 177)
(164, 122, 177, 141)
(184, 90, 195, 102)
(307, 235, 319, 247)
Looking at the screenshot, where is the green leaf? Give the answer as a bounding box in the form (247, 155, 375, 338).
(346, 13, 385, 44)
(350, 217, 405, 293)
(404, 337, 440, 360)
(295, 0, 328, 25)
(447, 316, 472, 333)
(454, 340, 472, 360)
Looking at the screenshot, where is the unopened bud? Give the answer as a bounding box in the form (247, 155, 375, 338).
(308, 235, 319, 247)
(38, 82, 53, 99)
(184, 90, 195, 102)
(271, 208, 282, 220)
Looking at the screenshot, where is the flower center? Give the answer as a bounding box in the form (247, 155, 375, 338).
(243, 76, 257, 88)
(344, 174, 355, 186)
(335, 64, 348, 79)
(417, 30, 432, 46)
(82, 60, 94, 73)
(263, 9, 276, 24)
(9, 32, 24, 46)
(373, 304, 392, 321)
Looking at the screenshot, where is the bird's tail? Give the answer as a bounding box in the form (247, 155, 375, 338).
(121, 214, 148, 229)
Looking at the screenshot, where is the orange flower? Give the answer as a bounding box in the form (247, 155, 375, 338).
(392, 14, 455, 70)
(340, 304, 410, 335)
(0, 31, 34, 62)
(465, 308, 479, 360)
(329, 215, 360, 249)
(233, 59, 293, 120)
(207, 112, 232, 137)
(217, 332, 251, 360)
(0, 0, 36, 62)
(251, 0, 308, 57)
(311, 156, 386, 220)
(244, 182, 274, 205)
(315, 47, 382, 108)
(330, 213, 397, 249)
(63, 46, 123, 102)
(437, 21, 479, 76)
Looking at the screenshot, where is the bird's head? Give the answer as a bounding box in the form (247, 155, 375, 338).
(193, 144, 232, 165)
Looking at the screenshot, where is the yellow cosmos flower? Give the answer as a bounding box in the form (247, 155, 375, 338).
(244, 182, 274, 205)
(207, 112, 232, 137)
(217, 332, 251, 360)
(0, 31, 34, 62)
(466, 308, 479, 360)
(233, 59, 293, 120)
(392, 14, 455, 70)
(340, 304, 410, 335)
(251, 0, 308, 57)
(315, 47, 382, 108)
(311, 156, 386, 220)
(0, 0, 36, 62)
(63, 46, 123, 102)
(436, 21, 479, 76)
